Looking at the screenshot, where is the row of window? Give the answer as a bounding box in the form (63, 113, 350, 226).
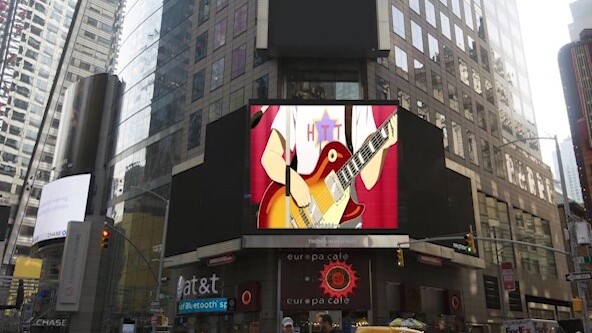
(187, 74, 268, 150)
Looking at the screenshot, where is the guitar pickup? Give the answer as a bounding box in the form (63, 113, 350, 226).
(325, 171, 345, 202)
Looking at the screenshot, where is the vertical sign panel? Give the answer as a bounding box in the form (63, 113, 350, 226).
(56, 221, 90, 311)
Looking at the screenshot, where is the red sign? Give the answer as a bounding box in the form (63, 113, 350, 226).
(236, 282, 260, 312)
(250, 103, 399, 229)
(207, 253, 235, 267)
(280, 251, 370, 310)
(446, 289, 463, 315)
(501, 262, 515, 291)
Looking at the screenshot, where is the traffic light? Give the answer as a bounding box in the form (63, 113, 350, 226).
(396, 248, 404, 267)
(100, 229, 110, 249)
(464, 232, 475, 253)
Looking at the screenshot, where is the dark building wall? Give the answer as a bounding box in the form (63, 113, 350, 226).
(559, 41, 592, 223)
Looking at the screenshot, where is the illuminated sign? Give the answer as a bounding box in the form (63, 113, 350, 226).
(32, 318, 68, 327)
(280, 250, 370, 310)
(176, 273, 220, 300)
(177, 298, 228, 314)
(250, 103, 398, 229)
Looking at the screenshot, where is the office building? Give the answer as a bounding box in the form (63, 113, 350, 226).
(569, 0, 592, 42)
(552, 137, 584, 204)
(0, 0, 118, 271)
(104, 0, 573, 331)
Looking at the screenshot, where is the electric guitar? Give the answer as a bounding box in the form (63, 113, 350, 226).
(257, 112, 398, 229)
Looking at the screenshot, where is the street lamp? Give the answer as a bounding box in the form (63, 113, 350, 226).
(131, 186, 170, 333)
(500, 136, 589, 333)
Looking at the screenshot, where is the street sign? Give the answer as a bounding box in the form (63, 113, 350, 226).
(501, 262, 515, 291)
(574, 256, 592, 264)
(565, 271, 592, 282)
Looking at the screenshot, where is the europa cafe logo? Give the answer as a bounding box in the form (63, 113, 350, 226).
(319, 260, 359, 299)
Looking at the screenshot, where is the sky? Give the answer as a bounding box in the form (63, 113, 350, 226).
(516, 0, 574, 167)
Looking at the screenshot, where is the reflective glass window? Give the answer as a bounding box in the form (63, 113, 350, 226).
(234, 4, 248, 37)
(428, 34, 439, 64)
(188, 110, 203, 149)
(195, 31, 208, 62)
(454, 24, 464, 51)
(426, 1, 436, 27)
(198, 0, 211, 25)
(414, 60, 427, 92)
(214, 19, 227, 49)
(231, 44, 247, 79)
(211, 58, 225, 91)
(440, 12, 451, 40)
(448, 83, 459, 112)
(192, 69, 205, 101)
(394, 46, 409, 80)
(411, 21, 423, 52)
(392, 6, 405, 38)
(253, 75, 269, 99)
(432, 73, 443, 103)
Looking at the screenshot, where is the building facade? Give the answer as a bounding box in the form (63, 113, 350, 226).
(0, 0, 118, 271)
(105, 0, 574, 331)
(552, 137, 584, 204)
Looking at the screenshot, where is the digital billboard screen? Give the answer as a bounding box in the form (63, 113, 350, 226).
(32, 173, 91, 244)
(250, 102, 398, 230)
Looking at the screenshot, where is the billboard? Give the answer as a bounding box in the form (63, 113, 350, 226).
(32, 174, 91, 244)
(262, 0, 387, 57)
(250, 102, 398, 229)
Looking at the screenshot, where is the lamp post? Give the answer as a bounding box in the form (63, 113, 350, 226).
(500, 136, 589, 333)
(131, 186, 170, 333)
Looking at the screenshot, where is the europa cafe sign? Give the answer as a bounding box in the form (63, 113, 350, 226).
(280, 251, 370, 310)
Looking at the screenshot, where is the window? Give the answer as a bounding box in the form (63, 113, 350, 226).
(214, 19, 227, 49)
(377, 56, 389, 68)
(211, 58, 224, 91)
(454, 24, 464, 51)
(485, 79, 494, 104)
(467, 130, 478, 165)
(480, 138, 492, 171)
(464, 0, 474, 30)
(398, 90, 411, 110)
(410, 0, 420, 15)
(209, 99, 223, 122)
(216, 0, 228, 12)
(188, 110, 203, 149)
(428, 34, 439, 63)
(459, 58, 469, 85)
(481, 46, 490, 72)
(376, 77, 390, 100)
(254, 39, 267, 67)
(435, 113, 448, 149)
(473, 69, 482, 94)
(443, 45, 455, 76)
(452, 121, 464, 157)
(253, 75, 269, 99)
(411, 21, 423, 52)
(417, 100, 429, 121)
(448, 83, 459, 112)
(414, 60, 426, 92)
(476, 102, 487, 130)
(195, 32, 208, 62)
(192, 70, 205, 101)
(440, 12, 451, 40)
(451, 0, 461, 18)
(231, 44, 247, 79)
(392, 6, 405, 38)
(489, 112, 499, 138)
(467, 36, 477, 62)
(463, 92, 473, 121)
(198, 0, 210, 25)
(394, 47, 408, 80)
(432, 73, 443, 102)
(426, 1, 436, 27)
(233, 4, 247, 37)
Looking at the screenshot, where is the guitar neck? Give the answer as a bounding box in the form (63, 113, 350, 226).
(336, 115, 393, 188)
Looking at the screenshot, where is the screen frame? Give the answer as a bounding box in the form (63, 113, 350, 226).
(246, 99, 402, 236)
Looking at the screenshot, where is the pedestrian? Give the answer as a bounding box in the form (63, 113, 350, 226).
(319, 314, 339, 333)
(282, 316, 294, 333)
(342, 311, 354, 333)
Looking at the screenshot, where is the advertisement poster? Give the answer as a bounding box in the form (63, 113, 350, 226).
(280, 250, 370, 310)
(250, 103, 398, 229)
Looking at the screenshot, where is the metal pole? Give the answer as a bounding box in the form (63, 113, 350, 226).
(555, 135, 590, 333)
(152, 199, 169, 333)
(493, 227, 506, 320)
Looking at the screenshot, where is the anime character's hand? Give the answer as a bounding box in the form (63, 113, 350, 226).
(384, 114, 398, 148)
(290, 169, 311, 207)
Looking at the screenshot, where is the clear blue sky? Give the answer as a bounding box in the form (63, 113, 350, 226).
(516, 0, 573, 166)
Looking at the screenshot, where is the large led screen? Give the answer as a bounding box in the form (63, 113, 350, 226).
(250, 103, 398, 229)
(32, 173, 91, 244)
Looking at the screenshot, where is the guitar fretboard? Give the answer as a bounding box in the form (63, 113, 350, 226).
(335, 115, 394, 189)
